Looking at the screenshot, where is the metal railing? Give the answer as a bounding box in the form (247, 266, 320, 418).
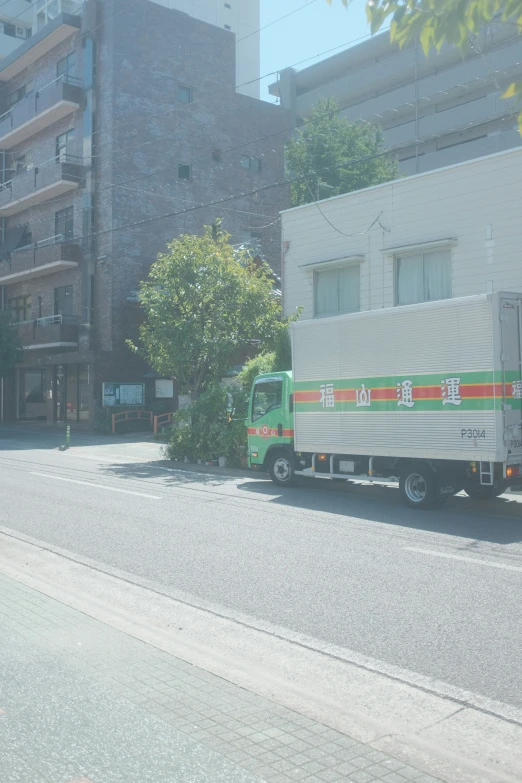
(9, 233, 68, 259)
(35, 314, 79, 327)
(0, 153, 83, 197)
(0, 73, 82, 126)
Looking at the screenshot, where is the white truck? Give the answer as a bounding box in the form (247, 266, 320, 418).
(247, 293, 522, 508)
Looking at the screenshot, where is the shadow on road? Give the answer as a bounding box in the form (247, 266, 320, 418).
(101, 459, 522, 546)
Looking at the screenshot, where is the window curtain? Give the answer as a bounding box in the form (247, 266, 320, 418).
(396, 254, 424, 305)
(315, 268, 338, 316)
(338, 265, 360, 314)
(424, 250, 451, 301)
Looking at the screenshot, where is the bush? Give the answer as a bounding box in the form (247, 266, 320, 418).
(167, 383, 248, 465)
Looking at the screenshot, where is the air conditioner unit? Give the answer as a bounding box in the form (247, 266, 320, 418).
(16, 26, 26, 39)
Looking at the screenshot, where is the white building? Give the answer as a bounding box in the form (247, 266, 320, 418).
(281, 147, 522, 320)
(152, 0, 260, 98)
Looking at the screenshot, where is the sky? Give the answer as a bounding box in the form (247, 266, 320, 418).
(259, 0, 374, 102)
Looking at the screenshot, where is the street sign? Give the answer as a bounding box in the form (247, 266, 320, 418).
(102, 382, 144, 407)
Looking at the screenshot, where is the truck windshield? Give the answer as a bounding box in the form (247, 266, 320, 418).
(252, 379, 282, 421)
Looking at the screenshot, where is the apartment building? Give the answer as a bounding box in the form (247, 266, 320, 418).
(281, 147, 522, 322)
(0, 0, 291, 425)
(271, 24, 522, 175)
(153, 0, 260, 98)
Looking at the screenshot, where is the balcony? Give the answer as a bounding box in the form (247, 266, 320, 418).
(19, 314, 79, 350)
(0, 236, 81, 284)
(0, 155, 83, 216)
(0, 75, 83, 148)
(0, 10, 81, 82)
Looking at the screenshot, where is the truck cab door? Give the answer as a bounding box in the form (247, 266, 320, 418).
(248, 376, 285, 467)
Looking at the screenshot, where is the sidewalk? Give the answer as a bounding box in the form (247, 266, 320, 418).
(0, 572, 442, 783)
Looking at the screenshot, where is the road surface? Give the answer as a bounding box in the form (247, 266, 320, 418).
(1, 425, 521, 716)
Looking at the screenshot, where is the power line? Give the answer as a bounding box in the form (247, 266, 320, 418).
(237, 0, 319, 44)
(5, 94, 519, 239)
(49, 100, 519, 250)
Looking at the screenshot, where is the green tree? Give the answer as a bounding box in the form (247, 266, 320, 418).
(131, 225, 285, 400)
(0, 308, 22, 377)
(285, 98, 399, 207)
(327, 0, 522, 130)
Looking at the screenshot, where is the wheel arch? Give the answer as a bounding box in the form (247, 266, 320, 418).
(262, 443, 294, 469)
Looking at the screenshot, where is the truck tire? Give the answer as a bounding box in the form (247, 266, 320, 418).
(268, 452, 295, 487)
(464, 485, 504, 500)
(399, 463, 440, 510)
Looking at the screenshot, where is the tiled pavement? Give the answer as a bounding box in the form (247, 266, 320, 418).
(0, 573, 443, 783)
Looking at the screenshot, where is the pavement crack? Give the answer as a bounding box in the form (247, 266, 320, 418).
(419, 705, 467, 734)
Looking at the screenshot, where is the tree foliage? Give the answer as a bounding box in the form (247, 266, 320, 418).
(285, 98, 399, 207)
(327, 0, 522, 131)
(0, 308, 22, 376)
(131, 225, 286, 400)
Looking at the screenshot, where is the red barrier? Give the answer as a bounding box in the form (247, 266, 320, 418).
(153, 411, 176, 434)
(111, 410, 153, 434)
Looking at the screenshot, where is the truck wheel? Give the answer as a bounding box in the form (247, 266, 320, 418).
(400, 464, 439, 510)
(268, 452, 295, 487)
(464, 485, 504, 500)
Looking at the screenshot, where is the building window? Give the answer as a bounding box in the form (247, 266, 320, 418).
(54, 285, 73, 316)
(178, 164, 191, 180)
(16, 226, 33, 248)
(55, 207, 74, 240)
(395, 249, 451, 306)
(8, 80, 33, 107)
(22, 370, 45, 403)
(9, 294, 31, 322)
(8, 151, 33, 180)
(314, 265, 360, 318)
(178, 85, 192, 103)
(56, 129, 75, 162)
(57, 52, 76, 79)
(240, 155, 261, 172)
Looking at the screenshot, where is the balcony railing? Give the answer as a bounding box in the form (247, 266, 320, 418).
(35, 0, 83, 31)
(0, 74, 83, 148)
(0, 235, 81, 283)
(18, 313, 79, 349)
(0, 154, 83, 216)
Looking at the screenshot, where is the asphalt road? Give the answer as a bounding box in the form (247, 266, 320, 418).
(1, 425, 522, 714)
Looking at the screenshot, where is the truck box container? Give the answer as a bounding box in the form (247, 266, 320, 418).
(291, 292, 522, 465)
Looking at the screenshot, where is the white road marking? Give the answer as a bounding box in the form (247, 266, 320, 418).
(404, 546, 522, 573)
(63, 452, 137, 464)
(30, 472, 161, 500)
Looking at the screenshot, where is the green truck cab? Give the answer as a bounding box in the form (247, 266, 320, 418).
(247, 371, 295, 482)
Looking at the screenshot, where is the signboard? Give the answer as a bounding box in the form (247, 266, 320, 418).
(102, 383, 144, 407)
(178, 394, 191, 410)
(155, 379, 174, 398)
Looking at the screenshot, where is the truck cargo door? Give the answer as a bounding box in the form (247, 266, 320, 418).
(500, 295, 522, 459)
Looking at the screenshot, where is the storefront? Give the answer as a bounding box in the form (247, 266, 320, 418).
(16, 363, 91, 423)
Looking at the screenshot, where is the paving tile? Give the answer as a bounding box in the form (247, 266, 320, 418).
(0, 572, 443, 783)
(381, 759, 407, 772)
(316, 770, 344, 782)
(381, 774, 409, 783)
